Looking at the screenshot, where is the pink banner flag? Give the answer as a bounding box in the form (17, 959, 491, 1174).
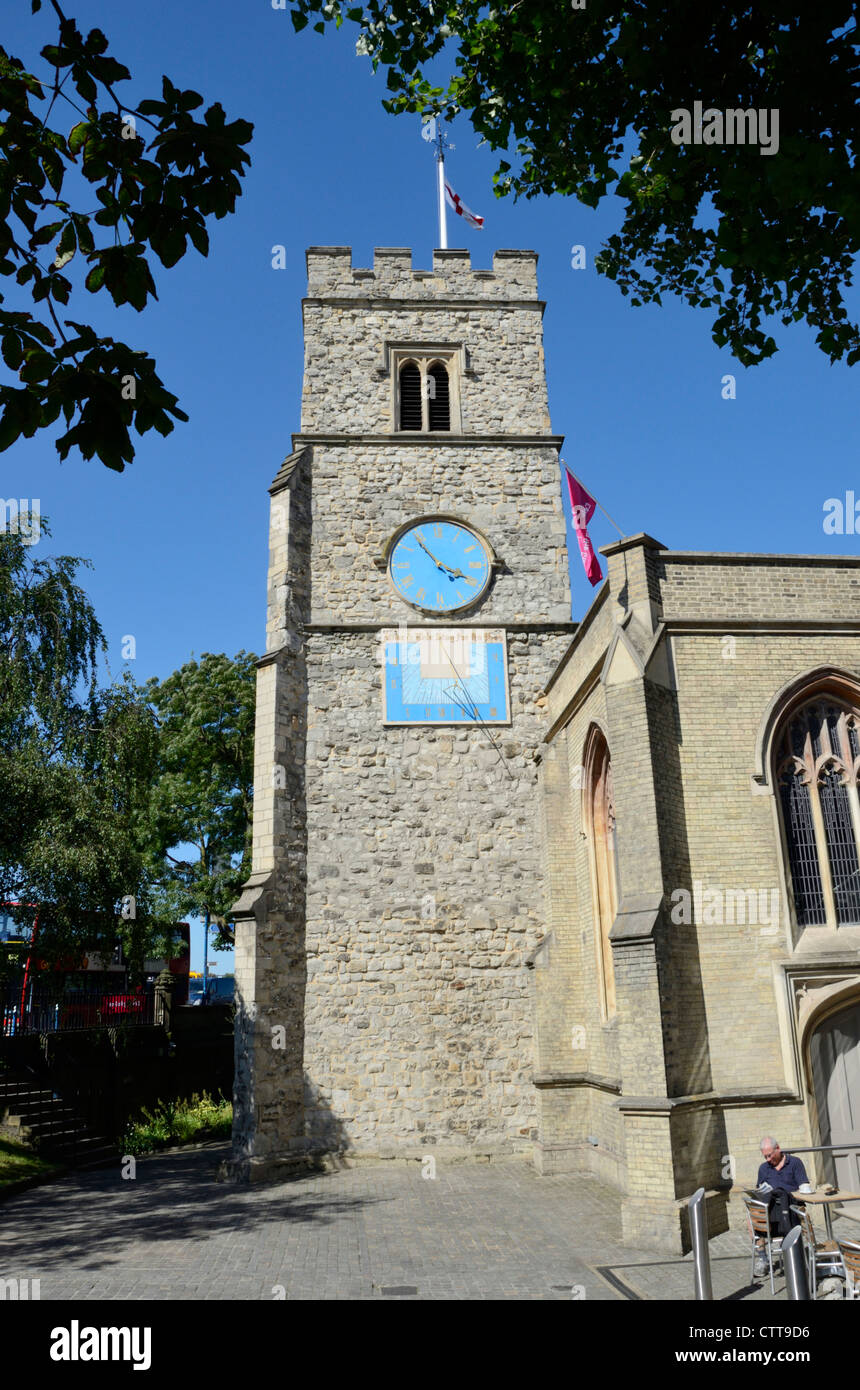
(564, 468, 603, 587)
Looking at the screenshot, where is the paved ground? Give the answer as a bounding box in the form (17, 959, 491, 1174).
(2, 1144, 857, 1300)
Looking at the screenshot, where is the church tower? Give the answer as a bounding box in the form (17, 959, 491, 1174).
(229, 246, 573, 1178)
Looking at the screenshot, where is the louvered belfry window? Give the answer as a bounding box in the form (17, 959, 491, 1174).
(395, 353, 455, 432)
(427, 362, 450, 431)
(775, 697, 860, 927)
(398, 362, 422, 431)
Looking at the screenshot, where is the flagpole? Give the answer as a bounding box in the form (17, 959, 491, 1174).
(436, 121, 448, 249)
(561, 460, 626, 537)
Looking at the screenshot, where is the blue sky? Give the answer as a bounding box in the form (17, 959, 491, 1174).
(5, 1, 859, 967)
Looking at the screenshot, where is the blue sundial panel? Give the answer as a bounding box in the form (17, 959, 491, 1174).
(381, 628, 510, 725)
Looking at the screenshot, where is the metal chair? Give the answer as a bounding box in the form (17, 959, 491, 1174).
(742, 1194, 779, 1294)
(790, 1205, 842, 1297)
(836, 1238, 860, 1300)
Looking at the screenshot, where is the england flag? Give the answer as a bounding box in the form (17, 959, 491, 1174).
(444, 180, 485, 230)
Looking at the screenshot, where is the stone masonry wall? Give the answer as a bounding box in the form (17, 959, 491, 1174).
(301, 247, 549, 438)
(301, 626, 570, 1153)
(536, 536, 860, 1245)
(231, 245, 575, 1169)
(304, 442, 569, 625)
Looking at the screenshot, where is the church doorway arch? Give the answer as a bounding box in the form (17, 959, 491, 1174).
(808, 998, 860, 1190)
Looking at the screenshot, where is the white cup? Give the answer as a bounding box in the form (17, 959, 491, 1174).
(799, 1183, 813, 1194)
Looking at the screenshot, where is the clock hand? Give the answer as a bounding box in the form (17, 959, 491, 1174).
(415, 538, 475, 584)
(416, 537, 462, 577)
(416, 537, 446, 569)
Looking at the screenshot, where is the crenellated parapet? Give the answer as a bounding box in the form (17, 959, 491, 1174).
(305, 246, 540, 301)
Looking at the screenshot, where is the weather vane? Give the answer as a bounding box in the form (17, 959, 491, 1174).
(421, 115, 483, 247)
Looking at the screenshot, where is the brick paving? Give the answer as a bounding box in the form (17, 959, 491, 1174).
(1, 1143, 857, 1301)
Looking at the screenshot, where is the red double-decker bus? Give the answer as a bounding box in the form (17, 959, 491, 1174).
(1, 907, 191, 1032)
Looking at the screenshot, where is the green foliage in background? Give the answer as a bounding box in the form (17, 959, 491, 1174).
(291, 0, 860, 366)
(145, 652, 257, 951)
(122, 1091, 232, 1155)
(0, 1, 253, 469)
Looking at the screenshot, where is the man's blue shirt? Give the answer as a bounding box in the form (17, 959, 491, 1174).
(757, 1153, 809, 1194)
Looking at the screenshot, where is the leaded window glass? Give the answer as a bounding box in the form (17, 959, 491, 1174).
(775, 696, 860, 929)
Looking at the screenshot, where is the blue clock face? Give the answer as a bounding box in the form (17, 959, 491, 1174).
(388, 519, 491, 613)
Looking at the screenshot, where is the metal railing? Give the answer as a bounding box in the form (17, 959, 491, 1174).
(787, 1143, 860, 1192)
(689, 1143, 860, 1301)
(1, 987, 157, 1036)
(0, 1061, 116, 1167)
(689, 1188, 713, 1300)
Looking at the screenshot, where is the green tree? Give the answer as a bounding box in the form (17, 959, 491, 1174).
(291, 1, 860, 366)
(0, 518, 171, 970)
(146, 651, 257, 952)
(1, 1, 253, 470)
(0, 512, 103, 906)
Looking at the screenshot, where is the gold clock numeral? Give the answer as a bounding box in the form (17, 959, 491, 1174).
(464, 544, 476, 553)
(490, 708, 497, 718)
(462, 576, 477, 588)
(393, 562, 410, 569)
(455, 590, 464, 603)
(401, 576, 413, 588)
(436, 592, 445, 607)
(415, 587, 426, 602)
(425, 706, 432, 718)
(414, 529, 426, 545)
(432, 524, 443, 538)
(439, 706, 446, 716)
(468, 561, 483, 569)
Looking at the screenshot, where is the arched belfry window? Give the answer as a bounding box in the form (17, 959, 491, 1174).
(584, 727, 618, 1018)
(398, 361, 422, 431)
(775, 696, 860, 928)
(392, 348, 460, 432)
(427, 362, 450, 431)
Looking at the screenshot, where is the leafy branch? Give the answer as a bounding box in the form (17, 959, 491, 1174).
(0, 2, 253, 469)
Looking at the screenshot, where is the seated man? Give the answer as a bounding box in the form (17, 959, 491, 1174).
(752, 1136, 810, 1277)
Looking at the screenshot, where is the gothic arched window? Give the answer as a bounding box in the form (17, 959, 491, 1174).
(398, 361, 422, 431)
(427, 362, 450, 431)
(775, 696, 860, 928)
(393, 350, 459, 432)
(584, 727, 618, 1018)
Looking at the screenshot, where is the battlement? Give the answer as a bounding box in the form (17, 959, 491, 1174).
(305, 246, 540, 300)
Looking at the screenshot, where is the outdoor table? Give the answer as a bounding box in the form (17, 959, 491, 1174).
(792, 1190, 860, 1241)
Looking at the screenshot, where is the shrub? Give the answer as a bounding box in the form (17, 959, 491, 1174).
(122, 1092, 232, 1155)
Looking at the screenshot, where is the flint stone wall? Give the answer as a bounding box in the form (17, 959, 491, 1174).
(301, 627, 570, 1152)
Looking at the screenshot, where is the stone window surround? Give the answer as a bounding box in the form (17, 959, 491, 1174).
(383, 343, 468, 434)
(752, 668, 860, 943)
(775, 696, 860, 929)
(770, 962, 860, 1121)
(582, 721, 618, 1021)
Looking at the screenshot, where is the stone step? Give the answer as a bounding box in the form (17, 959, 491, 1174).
(0, 1073, 117, 1167)
(40, 1135, 119, 1163)
(2, 1098, 78, 1116)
